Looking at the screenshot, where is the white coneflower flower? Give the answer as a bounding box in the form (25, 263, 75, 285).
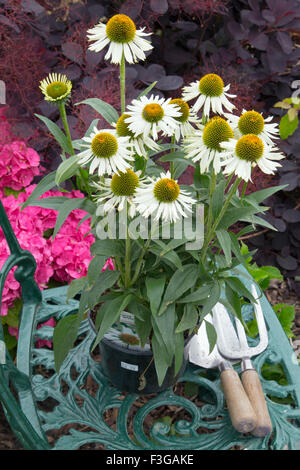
(113, 113, 161, 158)
(77, 127, 134, 176)
(224, 109, 280, 146)
(125, 95, 181, 140)
(133, 171, 196, 223)
(87, 14, 153, 64)
(182, 73, 236, 117)
(39, 73, 72, 104)
(92, 169, 146, 218)
(184, 116, 234, 174)
(220, 134, 285, 182)
(167, 98, 199, 141)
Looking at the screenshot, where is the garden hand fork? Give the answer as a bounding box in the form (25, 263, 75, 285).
(213, 284, 272, 437)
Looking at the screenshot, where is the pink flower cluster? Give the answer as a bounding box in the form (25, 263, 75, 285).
(0, 141, 40, 192)
(0, 185, 98, 317)
(0, 185, 114, 330)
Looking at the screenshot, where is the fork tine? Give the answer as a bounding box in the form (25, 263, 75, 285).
(234, 316, 249, 352)
(251, 284, 268, 353)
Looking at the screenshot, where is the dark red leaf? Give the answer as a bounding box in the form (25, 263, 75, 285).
(276, 254, 298, 270)
(120, 0, 143, 19)
(282, 209, 300, 223)
(21, 0, 45, 15)
(156, 75, 184, 91)
(150, 0, 168, 15)
(62, 42, 84, 66)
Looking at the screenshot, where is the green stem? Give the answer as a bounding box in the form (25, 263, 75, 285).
(205, 171, 217, 232)
(124, 206, 131, 288)
(57, 101, 91, 197)
(241, 181, 248, 199)
(170, 135, 176, 179)
(58, 101, 74, 156)
(130, 238, 151, 287)
(201, 176, 242, 262)
(120, 53, 126, 114)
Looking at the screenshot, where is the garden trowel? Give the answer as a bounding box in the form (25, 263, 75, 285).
(189, 314, 257, 433)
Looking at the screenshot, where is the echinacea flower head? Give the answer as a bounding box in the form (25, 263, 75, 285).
(93, 169, 146, 217)
(220, 134, 284, 182)
(168, 98, 199, 141)
(182, 73, 236, 117)
(133, 171, 196, 223)
(125, 95, 181, 140)
(77, 127, 134, 176)
(87, 14, 153, 64)
(114, 113, 160, 158)
(184, 116, 234, 174)
(39, 73, 72, 104)
(224, 109, 280, 146)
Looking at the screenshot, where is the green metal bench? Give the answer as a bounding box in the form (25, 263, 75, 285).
(1, 199, 300, 450)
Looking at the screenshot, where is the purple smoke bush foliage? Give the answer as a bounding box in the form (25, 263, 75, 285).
(0, 0, 299, 292)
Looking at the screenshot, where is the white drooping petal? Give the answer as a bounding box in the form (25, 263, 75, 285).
(77, 128, 134, 177)
(125, 95, 181, 140)
(133, 171, 196, 223)
(87, 16, 153, 65)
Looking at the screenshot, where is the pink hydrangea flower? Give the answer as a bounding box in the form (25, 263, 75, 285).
(0, 141, 40, 191)
(0, 181, 115, 350)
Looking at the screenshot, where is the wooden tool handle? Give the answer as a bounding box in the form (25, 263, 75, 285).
(241, 369, 272, 437)
(220, 369, 257, 433)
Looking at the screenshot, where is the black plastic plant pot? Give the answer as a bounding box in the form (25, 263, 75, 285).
(88, 313, 192, 395)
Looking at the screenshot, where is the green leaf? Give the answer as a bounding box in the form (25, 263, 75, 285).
(67, 277, 87, 301)
(288, 107, 298, 121)
(53, 314, 80, 372)
(216, 229, 232, 265)
(159, 264, 198, 315)
(159, 151, 196, 167)
(52, 197, 96, 239)
(21, 171, 57, 210)
(200, 281, 221, 319)
(228, 233, 248, 267)
(218, 206, 259, 230)
(92, 294, 133, 349)
(90, 239, 124, 258)
(137, 81, 158, 99)
(211, 180, 226, 219)
(146, 276, 166, 316)
(151, 303, 176, 360)
(177, 284, 211, 304)
(35, 114, 73, 155)
(242, 214, 277, 231)
(151, 331, 170, 387)
(87, 255, 107, 286)
(176, 304, 199, 333)
(225, 276, 256, 303)
(55, 155, 80, 186)
(75, 98, 119, 125)
(204, 320, 217, 355)
(174, 331, 185, 376)
(2, 299, 22, 328)
(129, 300, 152, 348)
(149, 243, 182, 270)
(87, 270, 120, 309)
(225, 283, 242, 321)
(193, 167, 210, 191)
(279, 113, 299, 139)
(273, 303, 295, 339)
